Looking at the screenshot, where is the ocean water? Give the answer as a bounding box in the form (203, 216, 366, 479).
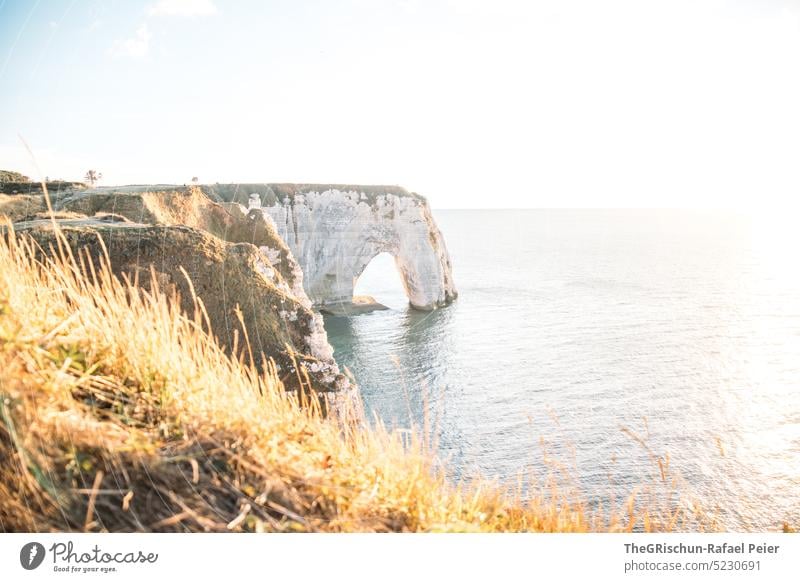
(322, 209, 800, 531)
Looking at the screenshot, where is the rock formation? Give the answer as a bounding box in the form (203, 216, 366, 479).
(210, 184, 458, 311)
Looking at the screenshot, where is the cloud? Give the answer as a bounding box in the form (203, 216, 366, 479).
(110, 25, 151, 58)
(147, 0, 218, 17)
(107, 0, 216, 60)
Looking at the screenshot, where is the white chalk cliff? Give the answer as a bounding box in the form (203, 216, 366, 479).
(242, 186, 457, 311)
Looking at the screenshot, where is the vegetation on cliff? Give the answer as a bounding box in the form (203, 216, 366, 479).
(10, 219, 343, 393)
(0, 170, 31, 183)
(2, 187, 341, 391)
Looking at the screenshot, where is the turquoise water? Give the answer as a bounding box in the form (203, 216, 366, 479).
(323, 209, 800, 531)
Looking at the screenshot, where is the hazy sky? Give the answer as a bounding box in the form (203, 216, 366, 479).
(1, 0, 799, 208)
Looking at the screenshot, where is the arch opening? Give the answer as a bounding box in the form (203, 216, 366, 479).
(354, 252, 408, 310)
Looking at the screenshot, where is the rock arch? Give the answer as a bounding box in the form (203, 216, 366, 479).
(256, 186, 457, 311)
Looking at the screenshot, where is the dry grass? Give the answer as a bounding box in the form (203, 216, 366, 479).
(0, 216, 694, 532)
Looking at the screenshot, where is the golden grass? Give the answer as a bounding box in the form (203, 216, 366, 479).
(0, 217, 694, 532)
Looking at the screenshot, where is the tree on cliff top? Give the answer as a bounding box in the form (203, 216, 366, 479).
(0, 170, 31, 183)
(84, 169, 102, 186)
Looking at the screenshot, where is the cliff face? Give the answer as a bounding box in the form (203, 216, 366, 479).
(220, 185, 457, 311)
(10, 217, 346, 393)
(1, 187, 347, 392)
(55, 188, 311, 307)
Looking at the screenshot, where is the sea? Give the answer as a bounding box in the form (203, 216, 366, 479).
(322, 209, 800, 531)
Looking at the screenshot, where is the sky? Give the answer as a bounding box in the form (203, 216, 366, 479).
(1, 0, 799, 209)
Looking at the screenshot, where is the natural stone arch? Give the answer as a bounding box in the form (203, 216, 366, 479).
(254, 186, 457, 311)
